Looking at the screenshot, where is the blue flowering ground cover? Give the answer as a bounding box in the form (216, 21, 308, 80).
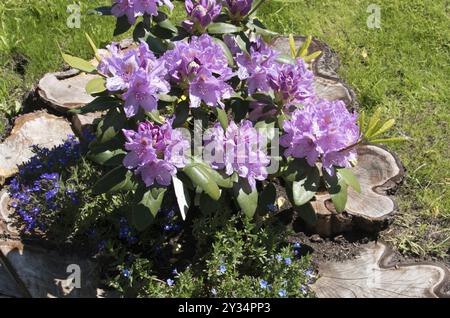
(0, 0, 448, 298)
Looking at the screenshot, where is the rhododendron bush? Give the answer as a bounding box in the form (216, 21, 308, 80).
(62, 0, 399, 230)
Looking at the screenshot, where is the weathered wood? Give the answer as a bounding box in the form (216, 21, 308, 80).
(303, 144, 405, 237)
(311, 242, 450, 298)
(271, 36, 357, 110)
(0, 111, 75, 185)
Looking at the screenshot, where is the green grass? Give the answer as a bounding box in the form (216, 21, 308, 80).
(0, 0, 448, 258)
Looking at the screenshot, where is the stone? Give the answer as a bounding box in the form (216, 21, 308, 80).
(71, 112, 103, 136)
(0, 111, 74, 185)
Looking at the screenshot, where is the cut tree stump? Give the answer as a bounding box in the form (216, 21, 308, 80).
(311, 242, 450, 298)
(272, 36, 357, 110)
(0, 111, 75, 185)
(302, 144, 405, 237)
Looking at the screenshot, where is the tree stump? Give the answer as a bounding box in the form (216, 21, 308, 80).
(311, 242, 450, 298)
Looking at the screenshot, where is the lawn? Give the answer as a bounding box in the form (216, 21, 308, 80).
(0, 0, 448, 259)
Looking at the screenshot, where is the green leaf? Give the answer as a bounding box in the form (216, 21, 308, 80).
(303, 51, 322, 63)
(85, 32, 100, 61)
(114, 15, 132, 36)
(370, 137, 409, 143)
(365, 108, 382, 138)
(146, 110, 164, 124)
(69, 96, 121, 114)
(172, 100, 190, 128)
(254, 118, 276, 140)
(291, 167, 320, 206)
(297, 35, 312, 58)
(85, 77, 106, 95)
(357, 110, 366, 133)
(96, 108, 126, 144)
(337, 168, 361, 193)
(133, 185, 167, 231)
(93, 166, 137, 195)
(172, 176, 190, 220)
(289, 34, 296, 58)
(276, 54, 296, 65)
(324, 172, 348, 213)
(207, 22, 242, 34)
(282, 158, 310, 182)
(87, 148, 126, 166)
(214, 108, 228, 130)
(61, 53, 96, 73)
(198, 163, 234, 188)
(257, 183, 277, 214)
(370, 119, 395, 138)
(296, 202, 317, 225)
(234, 179, 258, 218)
(183, 164, 221, 201)
(212, 38, 235, 66)
(146, 32, 167, 54)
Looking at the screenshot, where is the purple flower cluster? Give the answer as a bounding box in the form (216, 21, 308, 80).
(236, 36, 279, 94)
(111, 0, 174, 25)
(224, 0, 253, 20)
(280, 99, 360, 175)
(204, 120, 270, 189)
(268, 58, 315, 110)
(182, 0, 222, 32)
(122, 120, 190, 187)
(98, 42, 170, 118)
(162, 34, 234, 108)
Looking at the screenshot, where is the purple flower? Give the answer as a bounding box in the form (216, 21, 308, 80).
(112, 0, 174, 25)
(293, 242, 301, 248)
(278, 289, 287, 297)
(219, 264, 227, 273)
(280, 99, 360, 175)
(204, 120, 270, 189)
(268, 58, 315, 110)
(166, 278, 175, 286)
(162, 34, 233, 108)
(122, 120, 190, 187)
(182, 0, 222, 32)
(284, 257, 292, 266)
(275, 255, 282, 262)
(122, 268, 130, 277)
(224, 0, 253, 20)
(99, 42, 170, 117)
(236, 36, 279, 94)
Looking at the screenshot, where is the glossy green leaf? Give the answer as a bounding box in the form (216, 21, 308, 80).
(85, 77, 106, 95)
(132, 185, 167, 231)
(183, 164, 221, 201)
(212, 38, 235, 66)
(296, 202, 317, 225)
(234, 179, 258, 218)
(215, 108, 228, 130)
(96, 108, 126, 144)
(114, 15, 132, 36)
(93, 166, 136, 195)
(87, 148, 126, 166)
(370, 119, 395, 138)
(289, 34, 296, 58)
(324, 172, 348, 213)
(303, 51, 322, 63)
(297, 35, 312, 58)
(207, 22, 242, 34)
(337, 168, 361, 193)
(291, 167, 320, 206)
(69, 96, 121, 114)
(282, 158, 310, 182)
(61, 53, 96, 73)
(365, 108, 382, 137)
(85, 32, 100, 61)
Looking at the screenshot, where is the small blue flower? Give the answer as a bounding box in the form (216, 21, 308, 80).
(284, 257, 292, 266)
(300, 285, 308, 295)
(293, 250, 299, 255)
(9, 201, 18, 208)
(276, 255, 283, 262)
(166, 278, 174, 287)
(219, 265, 227, 274)
(293, 242, 301, 248)
(211, 288, 217, 296)
(172, 268, 179, 276)
(163, 225, 173, 231)
(266, 203, 277, 213)
(122, 269, 130, 278)
(259, 279, 268, 289)
(278, 289, 287, 297)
